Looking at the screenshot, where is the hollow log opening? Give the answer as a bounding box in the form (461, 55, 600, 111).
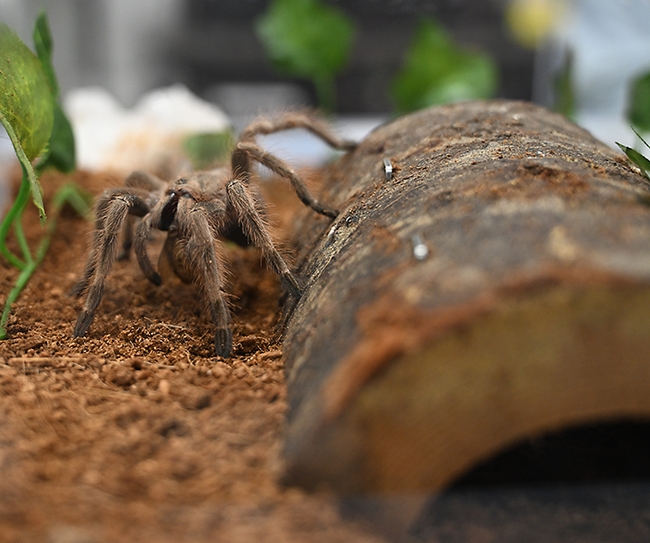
(452, 419, 650, 487)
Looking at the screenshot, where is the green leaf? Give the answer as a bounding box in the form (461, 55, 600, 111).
(183, 131, 235, 170)
(628, 71, 650, 133)
(0, 23, 54, 219)
(256, 0, 355, 110)
(33, 11, 58, 97)
(40, 103, 76, 173)
(33, 12, 76, 173)
(0, 23, 54, 162)
(391, 18, 498, 113)
(617, 142, 650, 180)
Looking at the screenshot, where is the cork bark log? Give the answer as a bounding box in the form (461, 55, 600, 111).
(280, 100, 650, 495)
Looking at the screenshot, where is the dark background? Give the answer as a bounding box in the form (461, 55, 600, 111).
(172, 0, 534, 113)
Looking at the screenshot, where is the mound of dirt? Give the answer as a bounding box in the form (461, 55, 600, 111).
(0, 170, 383, 543)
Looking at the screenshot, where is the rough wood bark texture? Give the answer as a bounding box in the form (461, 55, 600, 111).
(280, 100, 650, 495)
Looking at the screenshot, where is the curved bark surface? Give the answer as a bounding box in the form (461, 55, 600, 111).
(280, 100, 650, 494)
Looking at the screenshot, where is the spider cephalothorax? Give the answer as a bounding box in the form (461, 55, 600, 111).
(72, 112, 356, 357)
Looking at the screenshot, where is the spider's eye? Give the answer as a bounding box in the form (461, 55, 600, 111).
(177, 178, 187, 185)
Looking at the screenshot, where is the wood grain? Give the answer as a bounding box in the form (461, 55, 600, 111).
(280, 100, 650, 495)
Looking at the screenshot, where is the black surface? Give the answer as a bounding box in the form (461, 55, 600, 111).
(413, 482, 650, 543)
(412, 420, 650, 542)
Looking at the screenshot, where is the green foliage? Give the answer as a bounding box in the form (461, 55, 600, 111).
(617, 128, 650, 181)
(0, 12, 84, 339)
(0, 21, 54, 219)
(0, 22, 53, 162)
(44, 104, 76, 173)
(618, 71, 650, 180)
(0, 182, 92, 339)
(33, 11, 76, 173)
(628, 71, 650, 133)
(256, 0, 355, 112)
(182, 130, 235, 170)
(33, 11, 58, 96)
(554, 49, 575, 120)
(391, 18, 498, 113)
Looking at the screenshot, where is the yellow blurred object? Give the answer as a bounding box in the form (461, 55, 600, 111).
(506, 0, 566, 48)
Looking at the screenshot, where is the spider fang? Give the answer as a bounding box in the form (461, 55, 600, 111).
(159, 191, 181, 231)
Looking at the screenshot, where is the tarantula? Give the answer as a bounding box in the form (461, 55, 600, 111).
(72, 112, 356, 357)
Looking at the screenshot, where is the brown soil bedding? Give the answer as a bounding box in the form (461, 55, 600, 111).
(0, 169, 383, 543)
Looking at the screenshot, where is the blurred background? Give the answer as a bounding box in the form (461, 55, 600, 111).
(1, 0, 650, 160)
(1, 0, 532, 112)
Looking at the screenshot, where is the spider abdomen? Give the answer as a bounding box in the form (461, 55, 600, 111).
(160, 230, 194, 284)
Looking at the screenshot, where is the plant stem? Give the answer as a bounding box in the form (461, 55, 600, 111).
(0, 198, 51, 339)
(14, 217, 35, 265)
(0, 173, 32, 270)
(0, 182, 91, 339)
(0, 259, 37, 339)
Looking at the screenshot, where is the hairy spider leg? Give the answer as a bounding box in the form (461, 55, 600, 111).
(232, 142, 339, 218)
(74, 190, 151, 337)
(174, 197, 233, 357)
(72, 188, 151, 297)
(132, 201, 166, 287)
(131, 191, 233, 356)
(232, 112, 357, 219)
(117, 171, 166, 261)
(226, 179, 301, 298)
(239, 112, 357, 152)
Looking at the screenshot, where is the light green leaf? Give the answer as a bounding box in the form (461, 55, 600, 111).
(0, 22, 54, 219)
(617, 142, 650, 180)
(391, 18, 498, 113)
(256, 0, 355, 110)
(0, 23, 54, 162)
